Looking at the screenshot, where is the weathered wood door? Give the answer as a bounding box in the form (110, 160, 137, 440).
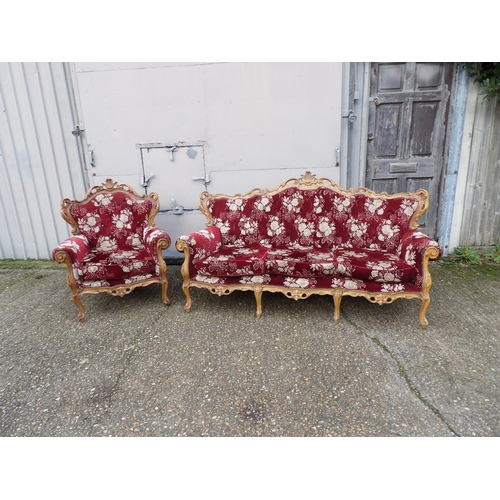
(366, 62, 455, 238)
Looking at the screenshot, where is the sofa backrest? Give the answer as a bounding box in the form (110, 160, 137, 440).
(200, 172, 428, 250)
(62, 179, 158, 251)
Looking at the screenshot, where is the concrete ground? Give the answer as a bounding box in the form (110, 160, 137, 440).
(0, 260, 499, 437)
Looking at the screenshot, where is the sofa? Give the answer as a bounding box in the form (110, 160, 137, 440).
(175, 172, 442, 327)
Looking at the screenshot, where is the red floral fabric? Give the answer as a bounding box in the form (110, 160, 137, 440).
(177, 227, 222, 278)
(398, 230, 443, 286)
(195, 245, 269, 277)
(144, 226, 171, 255)
(179, 185, 440, 291)
(54, 190, 171, 288)
(264, 247, 337, 277)
(75, 248, 157, 281)
(205, 187, 420, 251)
(52, 235, 90, 263)
(333, 248, 417, 283)
(69, 192, 153, 249)
(78, 274, 157, 290)
(192, 273, 422, 294)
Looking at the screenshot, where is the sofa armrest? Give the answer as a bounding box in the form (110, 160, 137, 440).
(398, 230, 442, 286)
(52, 235, 90, 265)
(143, 226, 171, 258)
(176, 226, 222, 259)
(175, 226, 222, 279)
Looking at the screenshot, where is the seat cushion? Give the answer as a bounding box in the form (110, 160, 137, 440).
(333, 248, 417, 283)
(264, 248, 336, 277)
(76, 248, 157, 280)
(194, 245, 269, 276)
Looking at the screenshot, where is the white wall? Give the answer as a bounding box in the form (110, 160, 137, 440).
(72, 62, 343, 250)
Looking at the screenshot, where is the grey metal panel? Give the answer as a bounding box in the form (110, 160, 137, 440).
(72, 62, 343, 244)
(0, 62, 86, 260)
(460, 94, 500, 246)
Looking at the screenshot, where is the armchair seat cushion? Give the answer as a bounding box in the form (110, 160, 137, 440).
(264, 248, 336, 277)
(195, 245, 269, 277)
(76, 248, 157, 281)
(333, 248, 417, 283)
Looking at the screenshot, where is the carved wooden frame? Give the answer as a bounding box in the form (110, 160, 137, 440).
(53, 179, 170, 321)
(176, 171, 439, 328)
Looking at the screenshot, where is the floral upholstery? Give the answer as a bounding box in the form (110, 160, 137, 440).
(195, 245, 269, 277)
(176, 172, 443, 327)
(333, 248, 417, 283)
(397, 230, 442, 286)
(68, 192, 153, 250)
(264, 247, 336, 277)
(75, 248, 158, 281)
(52, 179, 171, 321)
(182, 187, 430, 284)
(205, 187, 421, 252)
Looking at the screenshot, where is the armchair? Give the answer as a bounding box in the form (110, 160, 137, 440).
(52, 179, 171, 320)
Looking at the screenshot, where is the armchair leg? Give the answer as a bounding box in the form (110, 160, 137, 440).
(182, 284, 192, 312)
(72, 293, 85, 322)
(161, 281, 171, 306)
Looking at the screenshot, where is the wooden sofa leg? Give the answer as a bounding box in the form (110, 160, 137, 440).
(254, 286, 263, 318)
(333, 292, 342, 324)
(419, 297, 430, 328)
(72, 293, 85, 322)
(182, 284, 192, 312)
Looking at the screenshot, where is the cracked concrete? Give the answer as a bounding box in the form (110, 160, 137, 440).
(0, 260, 499, 436)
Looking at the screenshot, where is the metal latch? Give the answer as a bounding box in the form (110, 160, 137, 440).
(369, 97, 381, 106)
(141, 174, 154, 188)
(171, 198, 184, 215)
(88, 145, 96, 167)
(165, 143, 178, 161)
(192, 172, 211, 184)
(71, 125, 84, 137)
(341, 109, 357, 123)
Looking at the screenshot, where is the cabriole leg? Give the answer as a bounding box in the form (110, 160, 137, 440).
(161, 280, 171, 306)
(182, 284, 192, 312)
(254, 286, 263, 318)
(333, 292, 342, 324)
(419, 297, 430, 328)
(72, 293, 85, 322)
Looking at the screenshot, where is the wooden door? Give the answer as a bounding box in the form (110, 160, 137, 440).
(366, 62, 455, 238)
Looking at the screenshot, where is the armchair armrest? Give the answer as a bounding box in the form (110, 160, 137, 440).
(398, 230, 442, 286)
(143, 226, 171, 258)
(52, 235, 90, 265)
(175, 226, 222, 279)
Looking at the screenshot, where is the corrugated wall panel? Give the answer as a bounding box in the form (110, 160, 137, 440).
(0, 62, 87, 260)
(460, 94, 500, 246)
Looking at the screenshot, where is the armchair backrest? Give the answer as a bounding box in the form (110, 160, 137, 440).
(61, 179, 160, 251)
